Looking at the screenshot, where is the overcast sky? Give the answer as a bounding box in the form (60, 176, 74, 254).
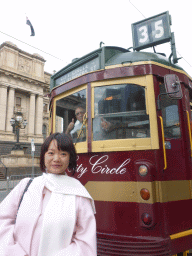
(1, 0, 192, 77)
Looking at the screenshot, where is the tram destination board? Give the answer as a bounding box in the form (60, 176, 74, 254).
(132, 11, 172, 51)
(55, 57, 100, 87)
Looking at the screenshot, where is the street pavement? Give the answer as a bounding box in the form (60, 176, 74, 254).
(0, 190, 9, 202)
(0, 180, 20, 202)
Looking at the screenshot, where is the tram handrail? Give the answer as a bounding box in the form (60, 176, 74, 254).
(186, 110, 192, 157)
(0, 159, 7, 180)
(95, 110, 146, 118)
(74, 112, 87, 145)
(159, 116, 167, 170)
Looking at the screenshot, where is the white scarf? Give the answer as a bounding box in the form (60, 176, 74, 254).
(38, 173, 95, 256)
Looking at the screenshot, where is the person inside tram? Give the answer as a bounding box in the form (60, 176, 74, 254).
(98, 90, 147, 138)
(65, 106, 86, 142)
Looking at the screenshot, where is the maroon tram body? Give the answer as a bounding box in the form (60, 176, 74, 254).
(49, 46, 192, 255)
(49, 8, 192, 252)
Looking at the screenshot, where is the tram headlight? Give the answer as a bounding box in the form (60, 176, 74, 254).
(139, 165, 148, 177)
(140, 188, 150, 200)
(141, 213, 152, 225)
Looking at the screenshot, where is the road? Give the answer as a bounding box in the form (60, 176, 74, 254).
(0, 180, 13, 202)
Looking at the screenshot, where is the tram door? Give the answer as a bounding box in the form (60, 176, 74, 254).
(159, 80, 192, 234)
(160, 85, 184, 179)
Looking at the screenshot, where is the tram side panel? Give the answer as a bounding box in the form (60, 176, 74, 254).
(76, 150, 164, 238)
(50, 66, 192, 255)
(154, 73, 192, 254)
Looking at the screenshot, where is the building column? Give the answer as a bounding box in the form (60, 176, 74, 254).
(28, 93, 36, 135)
(35, 94, 43, 135)
(6, 87, 15, 132)
(0, 85, 8, 131)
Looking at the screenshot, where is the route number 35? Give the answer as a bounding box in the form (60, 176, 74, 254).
(132, 12, 171, 51)
(139, 20, 164, 43)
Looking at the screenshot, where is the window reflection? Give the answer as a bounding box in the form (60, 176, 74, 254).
(93, 84, 150, 141)
(55, 89, 86, 142)
(161, 101, 180, 138)
(160, 83, 181, 139)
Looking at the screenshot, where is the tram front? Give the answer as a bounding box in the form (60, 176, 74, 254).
(49, 11, 192, 255)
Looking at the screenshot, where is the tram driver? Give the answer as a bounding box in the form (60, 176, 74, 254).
(93, 87, 149, 140)
(65, 106, 86, 142)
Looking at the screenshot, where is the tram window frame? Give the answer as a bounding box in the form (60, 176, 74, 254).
(188, 88, 192, 135)
(49, 103, 53, 134)
(91, 76, 159, 152)
(53, 84, 88, 153)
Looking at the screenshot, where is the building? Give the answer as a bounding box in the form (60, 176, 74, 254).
(0, 41, 51, 156)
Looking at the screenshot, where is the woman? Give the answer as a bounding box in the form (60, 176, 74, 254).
(0, 133, 96, 256)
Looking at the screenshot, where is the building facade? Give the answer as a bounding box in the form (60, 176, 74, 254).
(0, 41, 51, 156)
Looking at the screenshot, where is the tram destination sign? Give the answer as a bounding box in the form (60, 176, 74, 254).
(132, 11, 172, 51)
(55, 57, 100, 87)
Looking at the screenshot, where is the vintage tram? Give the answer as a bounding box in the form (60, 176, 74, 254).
(49, 12, 192, 256)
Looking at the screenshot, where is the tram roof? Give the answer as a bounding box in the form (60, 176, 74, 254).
(105, 50, 182, 69)
(50, 46, 184, 90)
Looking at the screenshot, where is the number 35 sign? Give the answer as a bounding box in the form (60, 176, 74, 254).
(132, 11, 172, 51)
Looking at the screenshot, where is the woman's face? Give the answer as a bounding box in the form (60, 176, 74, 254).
(44, 139, 70, 175)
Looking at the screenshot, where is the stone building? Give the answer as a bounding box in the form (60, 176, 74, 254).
(0, 41, 51, 157)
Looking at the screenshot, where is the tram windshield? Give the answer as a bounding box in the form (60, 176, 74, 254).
(93, 84, 150, 141)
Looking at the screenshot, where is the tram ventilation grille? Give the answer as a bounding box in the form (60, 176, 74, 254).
(97, 236, 171, 256)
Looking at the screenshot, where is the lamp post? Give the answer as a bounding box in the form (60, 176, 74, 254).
(10, 110, 27, 150)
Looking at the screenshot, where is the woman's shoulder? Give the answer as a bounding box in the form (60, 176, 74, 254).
(76, 195, 92, 204)
(65, 175, 83, 185)
(17, 177, 32, 189)
(19, 175, 44, 191)
(76, 196, 96, 215)
(20, 175, 43, 183)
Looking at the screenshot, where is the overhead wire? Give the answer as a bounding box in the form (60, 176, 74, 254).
(1, 5, 192, 71)
(177, 51, 192, 67)
(129, 0, 146, 18)
(0, 30, 64, 61)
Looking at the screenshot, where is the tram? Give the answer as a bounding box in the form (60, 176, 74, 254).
(49, 12, 192, 256)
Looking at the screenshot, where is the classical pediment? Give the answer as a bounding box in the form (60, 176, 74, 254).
(0, 42, 46, 82)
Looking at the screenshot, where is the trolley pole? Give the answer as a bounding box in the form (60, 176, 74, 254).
(31, 139, 35, 177)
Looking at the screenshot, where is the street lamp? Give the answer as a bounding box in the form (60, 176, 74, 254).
(10, 109, 27, 150)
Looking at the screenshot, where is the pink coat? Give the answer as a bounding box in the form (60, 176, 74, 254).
(0, 176, 97, 256)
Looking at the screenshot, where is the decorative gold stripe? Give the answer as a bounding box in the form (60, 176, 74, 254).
(158, 180, 191, 203)
(86, 181, 138, 203)
(170, 229, 192, 240)
(173, 252, 190, 256)
(105, 61, 192, 81)
(51, 60, 192, 92)
(50, 69, 104, 92)
(189, 180, 192, 199)
(85, 180, 191, 203)
(52, 99, 56, 133)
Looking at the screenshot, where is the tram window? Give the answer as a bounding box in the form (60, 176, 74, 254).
(160, 86, 181, 139)
(55, 89, 86, 143)
(93, 84, 150, 140)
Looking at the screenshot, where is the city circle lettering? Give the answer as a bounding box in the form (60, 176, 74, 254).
(76, 155, 131, 178)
